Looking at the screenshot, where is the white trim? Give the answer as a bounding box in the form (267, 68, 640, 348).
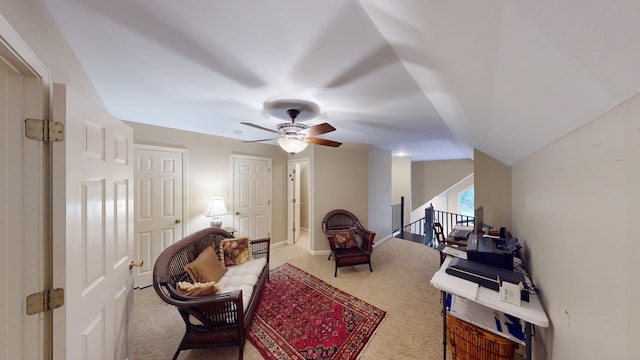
(310, 249, 332, 257)
(373, 234, 394, 247)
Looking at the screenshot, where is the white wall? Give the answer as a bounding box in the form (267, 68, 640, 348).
(0, 0, 105, 105)
(512, 92, 640, 359)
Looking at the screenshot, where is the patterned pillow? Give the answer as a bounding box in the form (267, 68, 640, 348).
(176, 281, 221, 296)
(184, 245, 227, 283)
(219, 237, 253, 267)
(330, 228, 358, 248)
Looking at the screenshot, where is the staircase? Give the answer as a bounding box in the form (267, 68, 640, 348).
(392, 197, 474, 246)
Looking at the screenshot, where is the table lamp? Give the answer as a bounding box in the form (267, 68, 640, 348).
(204, 197, 228, 228)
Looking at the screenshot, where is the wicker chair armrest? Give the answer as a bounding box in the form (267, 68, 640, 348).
(350, 225, 374, 251)
(327, 236, 338, 252)
(250, 237, 271, 261)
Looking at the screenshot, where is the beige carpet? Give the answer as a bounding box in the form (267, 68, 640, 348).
(134, 237, 446, 359)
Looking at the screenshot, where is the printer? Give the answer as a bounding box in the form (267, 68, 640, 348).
(465, 234, 514, 269)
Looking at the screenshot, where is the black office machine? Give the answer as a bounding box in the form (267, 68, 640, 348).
(465, 234, 515, 269)
(445, 257, 531, 302)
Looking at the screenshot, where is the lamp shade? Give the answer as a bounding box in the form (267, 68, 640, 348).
(204, 197, 229, 227)
(278, 137, 308, 154)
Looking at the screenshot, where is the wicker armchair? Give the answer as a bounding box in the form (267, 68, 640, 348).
(153, 227, 270, 360)
(321, 209, 376, 277)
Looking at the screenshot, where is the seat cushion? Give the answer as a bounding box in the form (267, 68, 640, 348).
(335, 246, 368, 257)
(217, 257, 267, 311)
(187, 257, 267, 326)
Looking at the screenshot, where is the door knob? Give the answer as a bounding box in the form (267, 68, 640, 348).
(175, 219, 181, 224)
(129, 260, 144, 270)
(235, 211, 240, 215)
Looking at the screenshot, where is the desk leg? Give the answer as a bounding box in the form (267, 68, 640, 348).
(442, 290, 447, 359)
(525, 321, 532, 359)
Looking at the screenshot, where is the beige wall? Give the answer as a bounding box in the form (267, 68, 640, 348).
(411, 159, 473, 211)
(125, 122, 289, 241)
(392, 156, 412, 226)
(311, 143, 369, 252)
(512, 93, 640, 359)
(368, 145, 392, 239)
(474, 149, 512, 229)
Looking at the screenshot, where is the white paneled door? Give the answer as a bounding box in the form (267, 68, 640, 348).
(232, 155, 271, 240)
(133, 146, 184, 288)
(59, 84, 135, 360)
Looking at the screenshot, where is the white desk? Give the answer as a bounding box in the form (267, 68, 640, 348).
(430, 256, 549, 359)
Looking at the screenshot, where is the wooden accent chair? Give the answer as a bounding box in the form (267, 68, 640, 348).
(322, 209, 376, 277)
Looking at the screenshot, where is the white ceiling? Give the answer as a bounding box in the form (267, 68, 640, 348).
(43, 0, 640, 164)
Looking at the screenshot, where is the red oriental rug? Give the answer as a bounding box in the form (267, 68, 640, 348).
(248, 263, 386, 359)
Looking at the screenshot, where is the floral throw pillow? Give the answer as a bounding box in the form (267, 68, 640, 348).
(219, 237, 253, 268)
(176, 281, 221, 297)
(330, 228, 358, 249)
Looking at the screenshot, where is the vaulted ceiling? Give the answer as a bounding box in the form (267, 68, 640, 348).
(43, 0, 640, 164)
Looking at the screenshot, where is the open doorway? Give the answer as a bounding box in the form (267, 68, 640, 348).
(287, 159, 310, 250)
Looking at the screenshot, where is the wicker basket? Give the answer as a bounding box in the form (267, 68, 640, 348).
(447, 314, 518, 360)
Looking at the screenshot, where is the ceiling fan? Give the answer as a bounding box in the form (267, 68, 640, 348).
(241, 109, 342, 153)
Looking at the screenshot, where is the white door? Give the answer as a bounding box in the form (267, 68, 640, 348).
(57, 84, 135, 360)
(0, 38, 48, 360)
(232, 155, 271, 239)
(133, 146, 184, 288)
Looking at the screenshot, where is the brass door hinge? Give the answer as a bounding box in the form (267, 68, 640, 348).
(26, 288, 64, 315)
(25, 118, 64, 142)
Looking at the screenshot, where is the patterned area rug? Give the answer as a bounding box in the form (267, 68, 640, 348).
(248, 263, 386, 359)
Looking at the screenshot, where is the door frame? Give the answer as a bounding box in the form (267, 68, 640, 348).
(132, 144, 187, 287)
(287, 158, 311, 248)
(0, 12, 54, 359)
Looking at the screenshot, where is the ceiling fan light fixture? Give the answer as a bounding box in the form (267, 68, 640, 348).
(278, 137, 308, 154)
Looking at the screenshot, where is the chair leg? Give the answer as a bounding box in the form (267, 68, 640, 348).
(328, 253, 332, 260)
(334, 264, 338, 277)
(238, 343, 244, 360)
(369, 261, 373, 272)
(172, 348, 181, 360)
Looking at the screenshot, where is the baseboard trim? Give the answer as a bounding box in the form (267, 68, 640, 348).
(373, 234, 393, 248)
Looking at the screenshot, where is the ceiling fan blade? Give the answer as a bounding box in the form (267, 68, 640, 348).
(308, 137, 342, 147)
(240, 122, 279, 134)
(242, 138, 278, 143)
(299, 123, 336, 137)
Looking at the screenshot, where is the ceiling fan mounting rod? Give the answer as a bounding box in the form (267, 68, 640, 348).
(287, 109, 300, 123)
